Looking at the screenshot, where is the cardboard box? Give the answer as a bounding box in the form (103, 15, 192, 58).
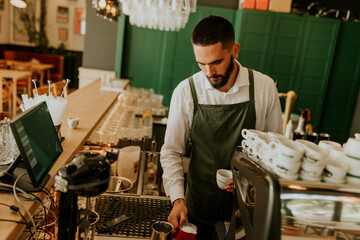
(256, 0, 269, 11)
(269, 0, 292, 13)
(239, 0, 256, 9)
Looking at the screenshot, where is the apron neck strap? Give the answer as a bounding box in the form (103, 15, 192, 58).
(247, 68, 255, 101)
(188, 76, 198, 113)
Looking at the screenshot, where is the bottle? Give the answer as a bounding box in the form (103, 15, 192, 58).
(295, 112, 305, 134)
(293, 112, 306, 140)
(285, 120, 293, 139)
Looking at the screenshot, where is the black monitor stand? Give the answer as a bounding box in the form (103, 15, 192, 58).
(0, 155, 49, 192)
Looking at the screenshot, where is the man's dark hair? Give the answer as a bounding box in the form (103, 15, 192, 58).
(191, 15, 235, 50)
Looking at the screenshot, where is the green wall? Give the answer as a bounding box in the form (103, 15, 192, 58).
(115, 6, 360, 143)
(117, 5, 235, 105)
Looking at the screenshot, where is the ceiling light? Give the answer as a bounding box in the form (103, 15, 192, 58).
(10, 0, 27, 8)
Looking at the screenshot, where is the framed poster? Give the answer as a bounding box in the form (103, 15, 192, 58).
(74, 8, 86, 35)
(59, 28, 68, 41)
(57, 6, 69, 23)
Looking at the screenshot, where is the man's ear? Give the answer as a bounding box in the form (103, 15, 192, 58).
(232, 43, 240, 59)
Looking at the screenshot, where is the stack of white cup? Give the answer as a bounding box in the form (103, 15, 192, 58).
(268, 139, 305, 180)
(317, 140, 349, 184)
(295, 140, 329, 182)
(241, 129, 305, 180)
(240, 129, 360, 184)
(343, 138, 360, 184)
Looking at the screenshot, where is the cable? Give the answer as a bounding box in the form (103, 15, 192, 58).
(0, 202, 31, 230)
(0, 219, 27, 225)
(13, 172, 38, 240)
(33, 199, 58, 227)
(0, 183, 36, 200)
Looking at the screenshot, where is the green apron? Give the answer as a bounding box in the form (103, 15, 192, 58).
(185, 68, 256, 225)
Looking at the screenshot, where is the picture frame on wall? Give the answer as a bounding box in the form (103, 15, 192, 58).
(10, 1, 40, 46)
(59, 28, 68, 41)
(57, 6, 69, 23)
(74, 8, 86, 35)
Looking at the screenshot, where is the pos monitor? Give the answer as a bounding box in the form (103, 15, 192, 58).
(5, 101, 63, 192)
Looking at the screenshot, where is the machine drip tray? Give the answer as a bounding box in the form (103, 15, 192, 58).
(95, 194, 172, 238)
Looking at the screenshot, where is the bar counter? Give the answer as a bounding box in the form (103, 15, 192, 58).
(0, 79, 119, 240)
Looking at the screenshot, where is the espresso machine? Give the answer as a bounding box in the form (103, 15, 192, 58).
(221, 149, 360, 240)
(54, 153, 111, 240)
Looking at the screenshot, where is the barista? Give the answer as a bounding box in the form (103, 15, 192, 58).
(160, 15, 283, 239)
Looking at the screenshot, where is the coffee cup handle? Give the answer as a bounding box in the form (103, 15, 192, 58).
(241, 140, 248, 151)
(241, 129, 248, 139)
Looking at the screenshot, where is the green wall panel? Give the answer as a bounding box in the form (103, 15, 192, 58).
(319, 21, 360, 143)
(236, 9, 273, 73)
(115, 7, 359, 143)
(293, 16, 340, 131)
(119, 5, 235, 106)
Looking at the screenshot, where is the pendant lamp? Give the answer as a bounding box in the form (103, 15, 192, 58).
(10, 0, 27, 8)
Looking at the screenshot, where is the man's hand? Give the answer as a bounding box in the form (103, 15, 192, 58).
(168, 198, 188, 233)
(224, 179, 234, 193)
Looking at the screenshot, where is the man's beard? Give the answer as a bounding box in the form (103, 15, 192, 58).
(206, 56, 235, 89)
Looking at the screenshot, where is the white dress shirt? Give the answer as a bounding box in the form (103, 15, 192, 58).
(160, 60, 283, 203)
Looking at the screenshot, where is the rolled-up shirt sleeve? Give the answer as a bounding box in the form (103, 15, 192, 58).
(160, 81, 192, 203)
(264, 79, 283, 133)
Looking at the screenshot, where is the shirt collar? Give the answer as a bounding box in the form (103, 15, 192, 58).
(204, 60, 249, 94)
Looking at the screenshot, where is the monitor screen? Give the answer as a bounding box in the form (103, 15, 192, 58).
(9, 101, 63, 188)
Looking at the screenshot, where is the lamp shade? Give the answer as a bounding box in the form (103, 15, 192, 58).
(10, 0, 27, 8)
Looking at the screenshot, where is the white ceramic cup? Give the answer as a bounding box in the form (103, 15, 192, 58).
(329, 148, 345, 162)
(267, 132, 287, 142)
(300, 161, 325, 178)
(241, 140, 254, 156)
(355, 133, 360, 140)
(343, 155, 360, 177)
(252, 136, 271, 159)
(241, 129, 264, 141)
(272, 157, 301, 176)
(323, 160, 349, 182)
(318, 140, 342, 152)
(296, 139, 328, 166)
(346, 175, 360, 185)
(216, 169, 233, 190)
(344, 138, 360, 159)
(269, 140, 305, 162)
(68, 117, 80, 129)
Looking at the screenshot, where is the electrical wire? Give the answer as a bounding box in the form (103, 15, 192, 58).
(0, 202, 31, 230)
(12, 172, 38, 240)
(1, 172, 59, 239)
(0, 219, 28, 225)
(0, 182, 36, 200)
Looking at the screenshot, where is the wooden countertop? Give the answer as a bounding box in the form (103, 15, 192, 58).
(0, 79, 119, 240)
